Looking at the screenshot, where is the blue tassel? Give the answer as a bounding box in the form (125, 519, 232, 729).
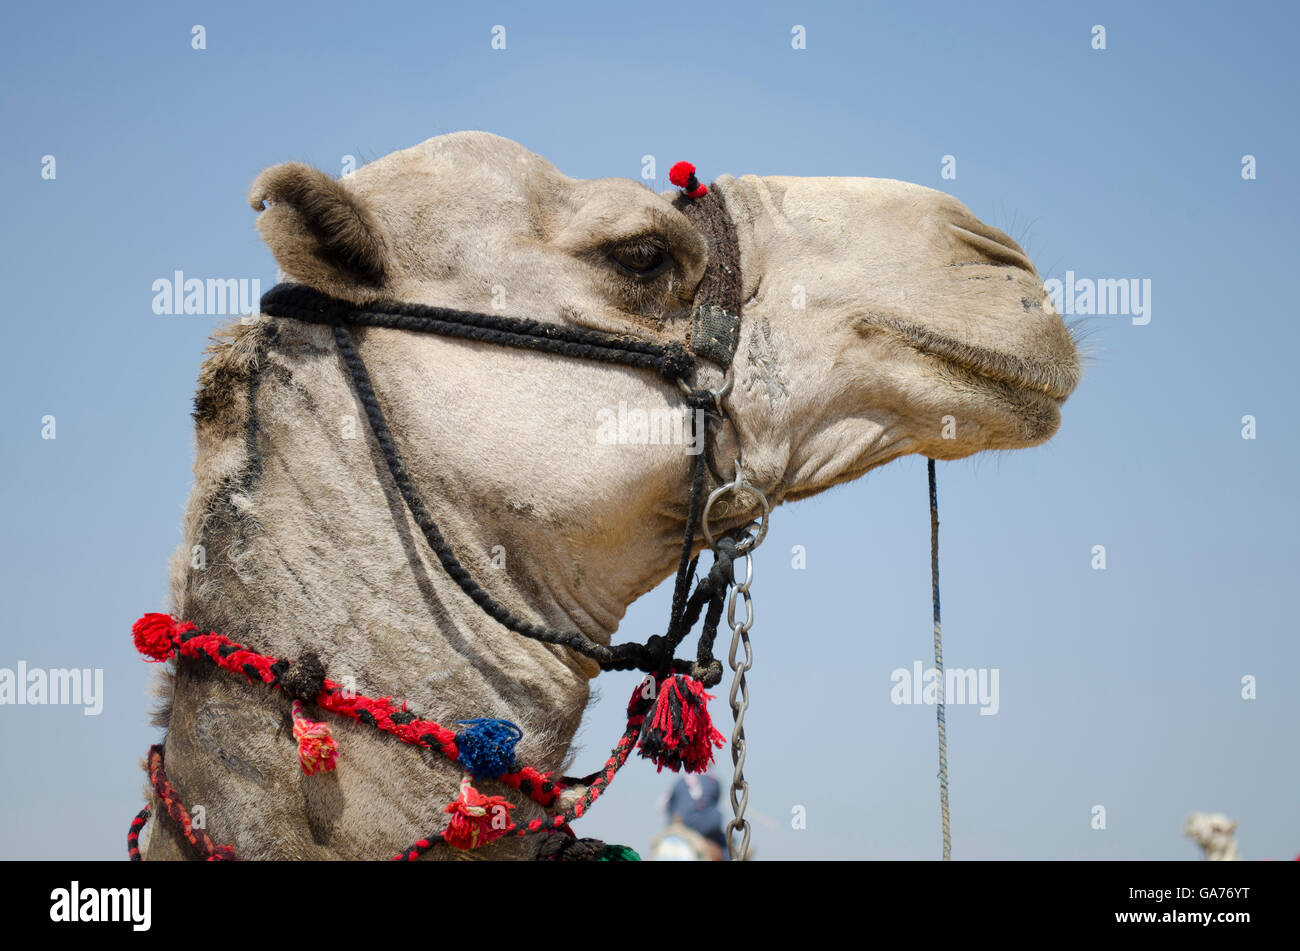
(456, 718, 523, 779)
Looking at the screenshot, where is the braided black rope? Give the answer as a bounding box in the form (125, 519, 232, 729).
(331, 323, 660, 671)
(658, 396, 713, 666)
(262, 283, 694, 382)
(270, 280, 732, 686)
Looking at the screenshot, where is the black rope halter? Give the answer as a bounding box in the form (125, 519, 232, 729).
(258, 183, 746, 687)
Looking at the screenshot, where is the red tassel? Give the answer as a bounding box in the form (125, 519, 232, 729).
(132, 613, 188, 662)
(632, 673, 725, 773)
(291, 699, 338, 774)
(442, 776, 515, 849)
(668, 161, 708, 198)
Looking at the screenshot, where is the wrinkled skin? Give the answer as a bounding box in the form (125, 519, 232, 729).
(143, 132, 1079, 859)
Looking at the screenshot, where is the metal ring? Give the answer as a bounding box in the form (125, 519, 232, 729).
(730, 519, 765, 558)
(678, 369, 733, 402)
(702, 461, 771, 554)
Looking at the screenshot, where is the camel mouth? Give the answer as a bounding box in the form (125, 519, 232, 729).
(860, 316, 1080, 402)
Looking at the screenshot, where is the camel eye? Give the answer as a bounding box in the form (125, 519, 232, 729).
(609, 238, 670, 278)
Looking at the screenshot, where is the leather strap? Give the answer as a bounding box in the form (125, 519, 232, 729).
(677, 184, 744, 369)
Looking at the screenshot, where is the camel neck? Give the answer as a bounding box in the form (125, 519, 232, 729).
(172, 320, 615, 764)
(150, 315, 696, 857)
(172, 312, 699, 740)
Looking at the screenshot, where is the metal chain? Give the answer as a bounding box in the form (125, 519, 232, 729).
(701, 460, 769, 862)
(724, 546, 755, 860)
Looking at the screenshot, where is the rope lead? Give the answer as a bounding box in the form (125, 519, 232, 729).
(928, 458, 951, 861)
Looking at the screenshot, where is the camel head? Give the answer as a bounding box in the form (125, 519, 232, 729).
(146, 132, 1083, 860)
(1183, 812, 1241, 861)
(246, 131, 1080, 604)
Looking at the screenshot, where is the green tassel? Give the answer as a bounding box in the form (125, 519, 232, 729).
(597, 843, 641, 861)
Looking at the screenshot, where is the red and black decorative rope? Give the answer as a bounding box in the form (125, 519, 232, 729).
(393, 720, 643, 859)
(128, 614, 714, 859)
(126, 807, 149, 861)
(132, 614, 562, 808)
(140, 742, 237, 861)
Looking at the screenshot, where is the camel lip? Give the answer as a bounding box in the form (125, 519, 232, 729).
(857, 316, 1080, 401)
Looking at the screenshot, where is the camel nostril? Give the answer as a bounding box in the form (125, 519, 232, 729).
(948, 224, 1035, 272)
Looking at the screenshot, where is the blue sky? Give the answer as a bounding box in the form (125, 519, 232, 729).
(1, 1, 1296, 859)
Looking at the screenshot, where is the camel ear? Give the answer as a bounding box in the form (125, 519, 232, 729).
(249, 163, 388, 289)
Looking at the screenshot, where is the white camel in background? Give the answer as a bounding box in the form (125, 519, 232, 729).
(1183, 812, 1240, 861)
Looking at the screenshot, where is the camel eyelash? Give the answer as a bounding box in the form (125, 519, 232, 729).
(606, 235, 674, 279)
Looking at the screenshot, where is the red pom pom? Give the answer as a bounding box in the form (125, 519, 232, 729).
(669, 161, 707, 198)
(132, 613, 180, 662)
(442, 776, 515, 849)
